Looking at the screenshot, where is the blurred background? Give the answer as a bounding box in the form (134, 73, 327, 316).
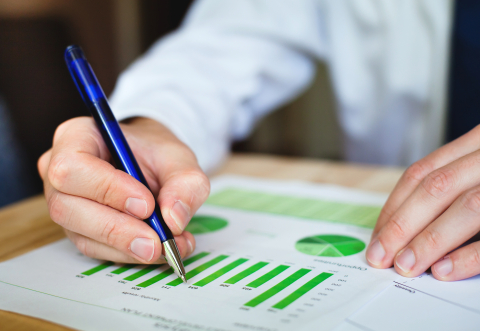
(0, 0, 340, 208)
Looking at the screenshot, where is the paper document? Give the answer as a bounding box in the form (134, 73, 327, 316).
(0, 176, 397, 331)
(335, 272, 480, 331)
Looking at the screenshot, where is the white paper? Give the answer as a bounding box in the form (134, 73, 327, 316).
(0, 175, 397, 331)
(334, 272, 480, 331)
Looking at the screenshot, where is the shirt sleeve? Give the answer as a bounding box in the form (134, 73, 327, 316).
(109, 0, 326, 173)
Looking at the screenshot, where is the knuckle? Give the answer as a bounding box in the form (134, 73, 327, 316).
(75, 236, 94, 258)
(473, 247, 480, 269)
(186, 170, 211, 200)
(385, 215, 409, 240)
(378, 205, 395, 222)
(48, 154, 69, 190)
(404, 161, 432, 186)
(421, 169, 456, 199)
(47, 192, 64, 224)
(185, 169, 210, 199)
(465, 245, 480, 270)
(461, 188, 480, 214)
(93, 172, 119, 205)
(421, 228, 443, 250)
(168, 168, 211, 205)
(101, 217, 120, 247)
(47, 192, 76, 229)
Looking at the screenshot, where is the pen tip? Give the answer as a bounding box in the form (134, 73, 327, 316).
(181, 275, 187, 284)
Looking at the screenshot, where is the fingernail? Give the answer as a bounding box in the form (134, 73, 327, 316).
(433, 256, 453, 278)
(170, 200, 190, 231)
(187, 237, 194, 255)
(125, 198, 148, 219)
(366, 240, 385, 266)
(396, 248, 416, 273)
(130, 238, 155, 262)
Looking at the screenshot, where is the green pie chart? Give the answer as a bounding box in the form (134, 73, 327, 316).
(295, 234, 366, 257)
(185, 215, 228, 234)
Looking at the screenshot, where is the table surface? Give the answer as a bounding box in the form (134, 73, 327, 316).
(0, 154, 404, 330)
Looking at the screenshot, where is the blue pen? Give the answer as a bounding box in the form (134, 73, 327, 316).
(64, 45, 187, 283)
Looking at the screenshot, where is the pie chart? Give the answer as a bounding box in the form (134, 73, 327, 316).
(295, 234, 366, 257)
(185, 215, 228, 234)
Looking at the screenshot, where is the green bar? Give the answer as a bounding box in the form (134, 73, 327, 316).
(166, 255, 229, 286)
(206, 189, 381, 228)
(124, 265, 158, 281)
(111, 264, 137, 275)
(244, 269, 311, 307)
(272, 272, 333, 309)
(225, 262, 269, 284)
(137, 268, 174, 287)
(137, 252, 210, 288)
(81, 261, 114, 276)
(182, 252, 211, 266)
(193, 258, 248, 287)
(246, 265, 290, 288)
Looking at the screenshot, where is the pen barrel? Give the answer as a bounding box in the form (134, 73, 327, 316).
(64, 46, 106, 106)
(65, 45, 173, 242)
(90, 101, 173, 242)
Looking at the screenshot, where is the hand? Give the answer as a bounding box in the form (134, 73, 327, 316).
(365, 126, 480, 281)
(38, 116, 210, 264)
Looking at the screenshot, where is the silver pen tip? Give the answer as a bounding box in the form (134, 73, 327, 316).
(162, 239, 187, 284)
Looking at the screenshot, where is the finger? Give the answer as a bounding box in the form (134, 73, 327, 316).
(48, 186, 196, 263)
(146, 132, 210, 235)
(368, 150, 480, 268)
(373, 125, 480, 237)
(65, 230, 195, 263)
(47, 187, 163, 263)
(431, 240, 480, 281)
(52, 116, 110, 159)
(46, 117, 156, 219)
(65, 230, 150, 263)
(158, 169, 211, 235)
(392, 186, 480, 277)
(48, 151, 155, 220)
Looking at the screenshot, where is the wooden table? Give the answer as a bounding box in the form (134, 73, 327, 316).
(0, 154, 404, 330)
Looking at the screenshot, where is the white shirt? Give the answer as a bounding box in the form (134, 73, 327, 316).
(109, 0, 453, 173)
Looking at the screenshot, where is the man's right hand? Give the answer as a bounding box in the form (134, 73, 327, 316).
(37, 116, 210, 264)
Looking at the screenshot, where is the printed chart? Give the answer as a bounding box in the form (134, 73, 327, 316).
(295, 235, 366, 257)
(185, 215, 229, 234)
(0, 176, 396, 331)
(80, 252, 334, 310)
(206, 188, 381, 228)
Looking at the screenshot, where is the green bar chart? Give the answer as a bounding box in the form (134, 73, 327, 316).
(81, 261, 114, 276)
(137, 252, 210, 288)
(166, 255, 229, 286)
(246, 265, 290, 288)
(272, 272, 333, 309)
(224, 262, 269, 284)
(79, 255, 337, 310)
(245, 269, 311, 307)
(193, 258, 248, 286)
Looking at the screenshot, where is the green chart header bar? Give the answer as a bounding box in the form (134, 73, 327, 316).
(206, 188, 381, 228)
